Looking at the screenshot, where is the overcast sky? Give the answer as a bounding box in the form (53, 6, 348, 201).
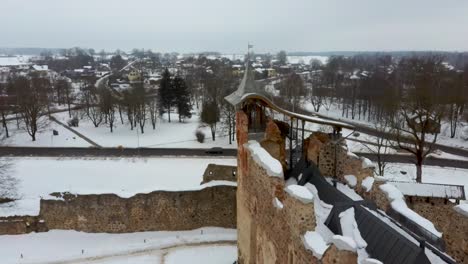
(1, 0, 467, 53)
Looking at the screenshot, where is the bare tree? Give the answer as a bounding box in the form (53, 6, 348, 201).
(15, 75, 49, 141)
(100, 88, 116, 132)
(279, 73, 306, 112)
(359, 119, 393, 176)
(393, 56, 445, 182)
(220, 103, 236, 144)
(148, 97, 158, 130)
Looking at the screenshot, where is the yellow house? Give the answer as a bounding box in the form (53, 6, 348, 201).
(128, 70, 141, 82)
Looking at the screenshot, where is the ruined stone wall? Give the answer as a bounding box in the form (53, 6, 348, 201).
(0, 216, 47, 235)
(305, 132, 374, 184)
(0, 185, 236, 235)
(40, 186, 236, 233)
(406, 197, 468, 263)
(237, 149, 317, 264)
(201, 164, 237, 184)
(236, 110, 318, 264)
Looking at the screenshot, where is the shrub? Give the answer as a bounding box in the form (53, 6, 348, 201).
(67, 116, 80, 127)
(195, 129, 205, 143)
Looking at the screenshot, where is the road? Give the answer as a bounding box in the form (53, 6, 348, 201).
(0, 146, 237, 157)
(355, 152, 468, 169)
(2, 146, 468, 169)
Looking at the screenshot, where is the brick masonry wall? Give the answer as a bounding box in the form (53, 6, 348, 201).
(40, 186, 236, 233)
(236, 110, 316, 263)
(201, 164, 237, 184)
(0, 185, 236, 235)
(406, 197, 468, 263)
(237, 150, 318, 264)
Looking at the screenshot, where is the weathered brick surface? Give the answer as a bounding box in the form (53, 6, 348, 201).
(406, 197, 468, 263)
(0, 186, 236, 235)
(39, 186, 236, 233)
(201, 164, 237, 184)
(237, 153, 318, 264)
(236, 110, 318, 263)
(0, 216, 47, 235)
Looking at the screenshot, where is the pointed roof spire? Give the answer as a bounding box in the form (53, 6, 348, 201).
(225, 45, 268, 106)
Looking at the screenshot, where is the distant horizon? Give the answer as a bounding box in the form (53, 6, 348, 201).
(1, 46, 467, 56)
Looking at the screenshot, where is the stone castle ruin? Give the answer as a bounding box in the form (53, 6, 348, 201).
(226, 61, 468, 263)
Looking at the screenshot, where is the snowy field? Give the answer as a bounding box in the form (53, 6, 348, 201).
(383, 163, 468, 202)
(287, 55, 328, 65)
(0, 56, 32, 66)
(0, 157, 237, 217)
(0, 228, 237, 264)
(52, 111, 236, 149)
(2, 118, 92, 148)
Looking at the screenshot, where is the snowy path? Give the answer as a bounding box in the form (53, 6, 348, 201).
(0, 228, 237, 264)
(50, 116, 102, 148)
(52, 241, 236, 264)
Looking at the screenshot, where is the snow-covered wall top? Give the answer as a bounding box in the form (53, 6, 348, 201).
(379, 183, 443, 238)
(245, 140, 283, 178)
(388, 181, 465, 200)
(285, 185, 314, 204)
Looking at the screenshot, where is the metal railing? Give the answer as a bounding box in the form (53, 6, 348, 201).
(387, 207, 446, 251)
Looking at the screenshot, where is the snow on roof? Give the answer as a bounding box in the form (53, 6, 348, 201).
(389, 181, 465, 200)
(32, 65, 48, 71)
(285, 185, 314, 204)
(379, 183, 443, 238)
(339, 207, 367, 249)
(331, 235, 357, 252)
(303, 231, 329, 259)
(344, 175, 357, 188)
(325, 177, 363, 201)
(453, 204, 468, 217)
(362, 259, 383, 264)
(362, 177, 375, 192)
(245, 140, 283, 178)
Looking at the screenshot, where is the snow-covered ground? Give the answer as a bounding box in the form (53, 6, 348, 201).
(2, 118, 92, 148)
(52, 111, 235, 149)
(0, 56, 32, 66)
(165, 244, 237, 264)
(287, 55, 328, 65)
(0, 228, 237, 264)
(0, 157, 237, 217)
(383, 163, 468, 203)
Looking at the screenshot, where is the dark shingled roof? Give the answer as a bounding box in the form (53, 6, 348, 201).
(298, 164, 431, 264)
(224, 61, 270, 106)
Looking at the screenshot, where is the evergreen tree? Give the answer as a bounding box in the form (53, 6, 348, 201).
(201, 100, 219, 141)
(158, 69, 175, 122)
(173, 75, 192, 122)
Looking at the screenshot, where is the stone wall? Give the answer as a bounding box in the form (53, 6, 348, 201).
(0, 216, 47, 235)
(0, 185, 236, 234)
(237, 145, 318, 264)
(201, 164, 237, 184)
(41, 186, 236, 233)
(236, 110, 358, 264)
(406, 197, 468, 263)
(304, 132, 374, 184)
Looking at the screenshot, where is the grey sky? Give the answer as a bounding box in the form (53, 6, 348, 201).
(1, 0, 467, 53)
